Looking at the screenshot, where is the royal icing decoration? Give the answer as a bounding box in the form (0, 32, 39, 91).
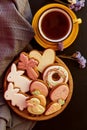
(43, 65, 68, 88)
(4, 49, 71, 116)
(29, 49, 55, 72)
(50, 84, 69, 101)
(27, 97, 45, 115)
(18, 53, 39, 80)
(45, 102, 61, 116)
(30, 80, 48, 97)
(7, 63, 31, 93)
(4, 83, 28, 111)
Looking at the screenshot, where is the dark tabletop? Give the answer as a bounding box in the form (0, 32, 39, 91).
(29, 0, 87, 130)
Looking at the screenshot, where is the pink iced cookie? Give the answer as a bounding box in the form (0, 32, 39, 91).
(30, 80, 48, 97)
(18, 52, 39, 80)
(50, 84, 69, 101)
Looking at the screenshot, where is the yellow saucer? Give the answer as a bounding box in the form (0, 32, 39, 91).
(32, 3, 79, 50)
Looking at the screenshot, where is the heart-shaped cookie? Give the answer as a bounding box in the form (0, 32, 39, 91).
(29, 49, 56, 72)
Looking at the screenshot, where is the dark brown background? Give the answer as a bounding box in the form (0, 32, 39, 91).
(29, 0, 87, 130)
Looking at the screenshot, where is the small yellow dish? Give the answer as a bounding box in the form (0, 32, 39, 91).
(32, 3, 80, 50)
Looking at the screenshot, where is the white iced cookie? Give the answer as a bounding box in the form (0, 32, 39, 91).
(4, 83, 28, 111)
(7, 63, 32, 93)
(43, 65, 68, 88)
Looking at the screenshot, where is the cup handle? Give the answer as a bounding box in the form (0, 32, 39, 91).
(73, 18, 82, 24)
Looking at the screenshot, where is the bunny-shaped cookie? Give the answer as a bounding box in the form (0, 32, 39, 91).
(4, 83, 29, 111)
(7, 63, 32, 93)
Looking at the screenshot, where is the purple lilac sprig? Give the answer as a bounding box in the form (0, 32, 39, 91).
(58, 51, 87, 68)
(72, 51, 87, 68)
(68, 0, 85, 11)
(58, 42, 64, 51)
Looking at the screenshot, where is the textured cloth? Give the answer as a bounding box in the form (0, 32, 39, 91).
(0, 0, 36, 130)
(0, 0, 34, 76)
(12, 0, 33, 20)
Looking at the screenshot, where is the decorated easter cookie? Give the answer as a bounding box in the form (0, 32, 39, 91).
(50, 84, 69, 101)
(43, 65, 68, 88)
(29, 49, 56, 72)
(30, 80, 48, 97)
(45, 102, 61, 116)
(27, 97, 45, 115)
(4, 83, 28, 111)
(4, 48, 73, 120)
(33, 94, 46, 107)
(7, 63, 31, 93)
(18, 52, 39, 80)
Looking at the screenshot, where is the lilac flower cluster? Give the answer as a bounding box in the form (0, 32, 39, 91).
(58, 42, 64, 51)
(69, 0, 85, 11)
(72, 51, 87, 68)
(58, 51, 86, 68)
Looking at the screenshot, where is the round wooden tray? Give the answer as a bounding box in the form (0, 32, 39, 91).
(4, 56, 73, 121)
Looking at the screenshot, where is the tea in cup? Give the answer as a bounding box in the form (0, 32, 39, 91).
(38, 8, 73, 43)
